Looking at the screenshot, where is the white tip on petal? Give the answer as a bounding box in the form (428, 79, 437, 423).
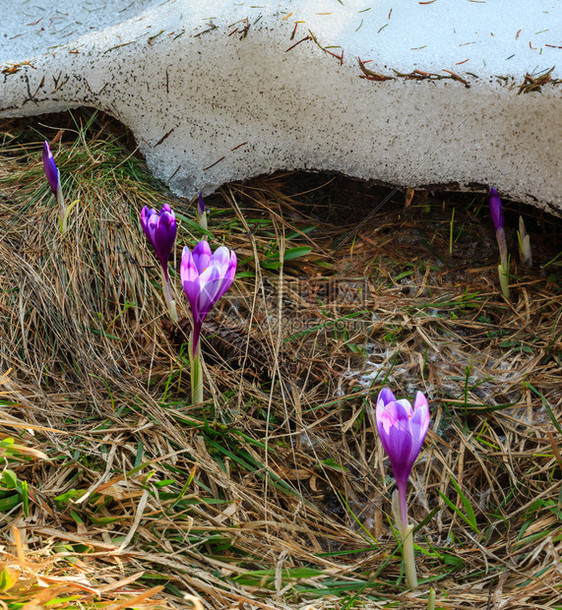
(180, 246, 198, 283)
(414, 391, 430, 421)
(212, 246, 230, 265)
(396, 399, 413, 417)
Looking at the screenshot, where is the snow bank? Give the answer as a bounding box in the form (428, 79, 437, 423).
(1, 1, 560, 212)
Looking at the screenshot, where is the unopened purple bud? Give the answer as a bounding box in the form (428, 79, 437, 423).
(140, 204, 177, 271)
(489, 187, 504, 233)
(43, 141, 59, 194)
(197, 192, 208, 231)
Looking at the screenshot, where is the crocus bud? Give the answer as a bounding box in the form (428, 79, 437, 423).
(197, 191, 208, 231)
(43, 141, 59, 194)
(180, 241, 236, 355)
(518, 216, 533, 266)
(140, 204, 177, 273)
(489, 187, 504, 233)
(489, 187, 509, 298)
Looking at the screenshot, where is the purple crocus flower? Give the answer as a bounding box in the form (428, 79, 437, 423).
(198, 192, 205, 216)
(43, 141, 59, 194)
(376, 387, 430, 531)
(140, 204, 177, 278)
(180, 241, 236, 355)
(489, 187, 504, 233)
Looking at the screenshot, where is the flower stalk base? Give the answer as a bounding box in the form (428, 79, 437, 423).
(392, 489, 418, 590)
(190, 333, 204, 404)
(498, 262, 509, 300)
(57, 187, 66, 233)
(401, 524, 418, 591)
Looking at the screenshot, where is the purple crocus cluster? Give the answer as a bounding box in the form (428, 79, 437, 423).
(139, 196, 236, 359)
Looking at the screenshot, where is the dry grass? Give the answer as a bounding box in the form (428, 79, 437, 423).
(0, 110, 561, 609)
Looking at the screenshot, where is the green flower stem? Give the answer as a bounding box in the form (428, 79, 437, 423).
(391, 489, 418, 590)
(57, 188, 66, 233)
(189, 333, 204, 404)
(495, 227, 510, 300)
(498, 262, 510, 300)
(401, 524, 418, 591)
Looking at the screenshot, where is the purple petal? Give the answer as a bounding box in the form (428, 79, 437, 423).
(195, 266, 223, 321)
(182, 279, 200, 317)
(153, 211, 176, 266)
(211, 246, 231, 269)
(395, 398, 414, 417)
(377, 398, 409, 439)
(489, 187, 504, 233)
(181, 251, 203, 318)
(180, 246, 199, 284)
(198, 192, 205, 214)
(214, 250, 237, 302)
(410, 392, 430, 451)
(147, 213, 159, 245)
(140, 206, 152, 237)
(182, 256, 222, 322)
(192, 241, 212, 273)
(377, 387, 397, 408)
(413, 391, 430, 426)
(381, 414, 415, 485)
(375, 387, 399, 433)
(43, 141, 59, 194)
